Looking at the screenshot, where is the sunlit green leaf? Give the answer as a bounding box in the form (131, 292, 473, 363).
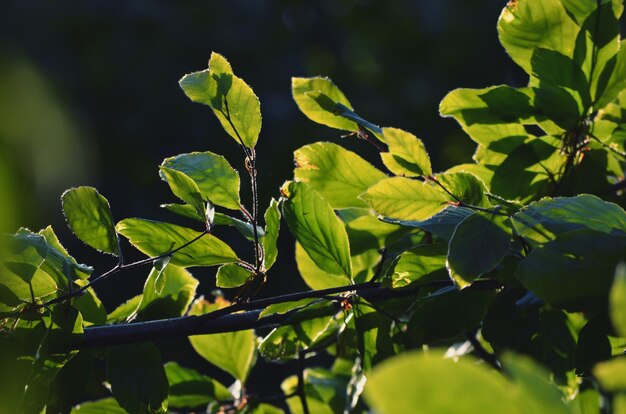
(179, 52, 261, 147)
(295, 242, 352, 289)
(361, 177, 452, 222)
(282, 181, 352, 278)
(71, 398, 127, 413)
(259, 298, 318, 318)
(116, 218, 238, 267)
(512, 194, 626, 247)
(594, 357, 626, 392)
(136, 264, 199, 320)
(189, 297, 256, 382)
(294, 142, 386, 209)
(263, 198, 281, 270)
(216, 263, 252, 288)
(282, 368, 349, 414)
(61, 186, 119, 255)
(106, 342, 169, 414)
(292, 77, 357, 131)
(161, 152, 241, 210)
(380, 127, 432, 177)
(159, 167, 205, 218)
(381, 206, 474, 241)
(385, 243, 448, 289)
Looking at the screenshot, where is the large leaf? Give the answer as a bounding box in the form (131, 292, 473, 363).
(282, 181, 352, 278)
(447, 211, 511, 287)
(497, 0, 578, 76)
(263, 198, 281, 271)
(515, 229, 626, 310)
(294, 242, 352, 290)
(116, 218, 238, 267)
(291, 77, 357, 131)
(106, 342, 169, 414)
(511, 194, 626, 247)
(364, 352, 520, 414)
(179, 52, 261, 148)
(294, 142, 386, 209)
(610, 262, 626, 337)
(361, 177, 452, 222)
(380, 127, 432, 177)
(71, 398, 127, 413)
(161, 152, 241, 210)
(61, 186, 119, 255)
(164, 362, 232, 410)
(188, 298, 256, 382)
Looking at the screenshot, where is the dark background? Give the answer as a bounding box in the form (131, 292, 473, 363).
(0, 0, 526, 401)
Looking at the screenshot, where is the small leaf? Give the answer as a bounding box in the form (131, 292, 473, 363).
(189, 298, 256, 382)
(434, 172, 490, 207)
(360, 177, 452, 222)
(161, 152, 241, 210)
(380, 127, 432, 177)
(282, 181, 352, 278)
(447, 211, 511, 287)
(386, 243, 448, 289)
(381, 206, 474, 241)
(216, 264, 252, 288)
(116, 218, 238, 267)
(610, 262, 626, 337)
(215, 212, 265, 240)
(153, 256, 171, 295)
(179, 52, 261, 147)
(263, 198, 281, 271)
(259, 298, 318, 318)
(136, 264, 199, 320)
(159, 167, 205, 218)
(294, 142, 387, 209)
(61, 186, 119, 255)
(164, 362, 232, 410)
(292, 77, 357, 131)
(106, 343, 169, 414)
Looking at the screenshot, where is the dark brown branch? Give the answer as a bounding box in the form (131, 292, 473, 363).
(78, 279, 501, 349)
(297, 350, 310, 414)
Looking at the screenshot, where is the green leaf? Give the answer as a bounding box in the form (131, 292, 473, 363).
(159, 167, 205, 219)
(574, 316, 612, 376)
(361, 177, 452, 222)
(447, 211, 511, 287)
(596, 40, 626, 109)
(106, 342, 169, 414)
(258, 303, 338, 360)
(439, 86, 535, 146)
(38, 225, 93, 280)
(435, 172, 490, 207)
(500, 353, 573, 414)
(136, 264, 199, 320)
(161, 152, 241, 210)
(73, 287, 107, 325)
(385, 243, 448, 289)
(512, 194, 626, 247)
(292, 77, 357, 131)
(295, 242, 352, 290)
(179, 52, 261, 148)
(497, 0, 578, 76)
(353, 297, 396, 372)
(48, 351, 94, 413)
(116, 218, 238, 267)
(263, 198, 281, 271)
(594, 356, 626, 392)
(282, 368, 349, 414)
(215, 212, 265, 240)
(259, 298, 318, 318)
(381, 206, 474, 240)
(164, 362, 232, 410)
(610, 262, 626, 337)
(216, 263, 252, 288)
(61, 186, 119, 255)
(364, 352, 520, 414)
(106, 295, 142, 323)
(282, 181, 352, 278)
(71, 398, 127, 413)
(294, 142, 386, 209)
(380, 127, 432, 177)
(189, 298, 256, 382)
(515, 229, 626, 310)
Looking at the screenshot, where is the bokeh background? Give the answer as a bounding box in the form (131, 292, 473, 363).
(0, 0, 527, 402)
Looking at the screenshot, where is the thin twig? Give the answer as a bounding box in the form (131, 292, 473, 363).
(466, 330, 501, 371)
(297, 350, 310, 414)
